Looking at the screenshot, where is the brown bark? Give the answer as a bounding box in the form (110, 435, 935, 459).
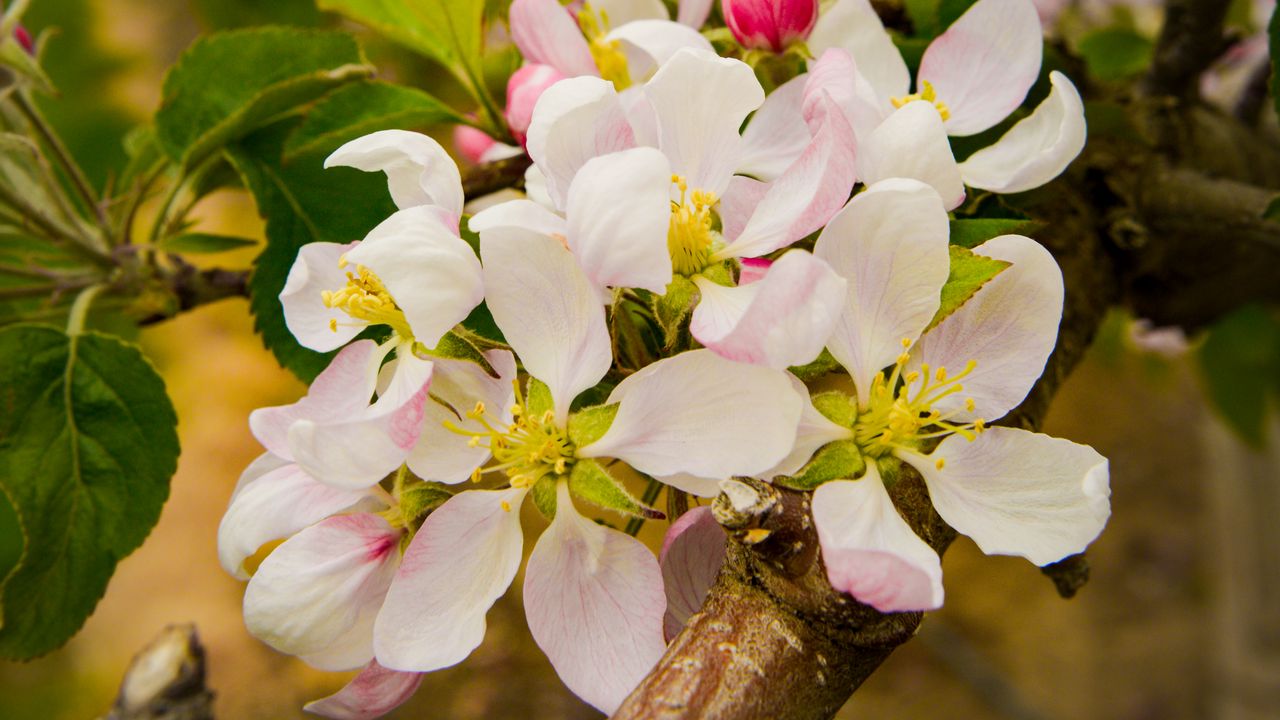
(103, 624, 214, 720)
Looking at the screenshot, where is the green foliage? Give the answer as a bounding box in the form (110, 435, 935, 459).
(157, 233, 258, 254)
(567, 403, 620, 447)
(1263, 195, 1280, 222)
(1197, 305, 1280, 448)
(811, 391, 858, 428)
(925, 245, 1010, 332)
(427, 331, 498, 377)
(1273, 7, 1280, 126)
(155, 27, 373, 169)
(0, 489, 21, 626)
(227, 119, 397, 382)
(948, 218, 1042, 249)
(774, 440, 865, 490)
(0, 325, 178, 658)
(789, 348, 843, 382)
(653, 276, 699, 349)
(568, 459, 664, 519)
(191, 0, 325, 29)
(1078, 28, 1154, 82)
(286, 81, 468, 159)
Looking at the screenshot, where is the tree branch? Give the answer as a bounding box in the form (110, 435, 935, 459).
(1143, 0, 1233, 98)
(461, 154, 532, 201)
(103, 624, 214, 720)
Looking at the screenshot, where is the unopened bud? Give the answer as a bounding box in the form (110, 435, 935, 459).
(14, 24, 34, 55)
(453, 125, 498, 165)
(721, 0, 817, 53)
(505, 63, 566, 145)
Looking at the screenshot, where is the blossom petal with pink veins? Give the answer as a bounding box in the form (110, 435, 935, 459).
(244, 514, 399, 660)
(899, 427, 1110, 566)
(918, 0, 1042, 136)
(609, 20, 712, 81)
(566, 147, 672, 293)
(802, 48, 885, 144)
(526, 77, 636, 208)
(660, 505, 725, 641)
(509, 0, 598, 77)
(691, 251, 846, 369)
(761, 374, 854, 478)
(737, 257, 771, 285)
(808, 0, 909, 103)
(578, 349, 803, 478)
(737, 75, 812, 181)
(813, 179, 950, 404)
(468, 198, 567, 238)
(342, 207, 484, 350)
(644, 49, 764, 197)
(304, 661, 424, 720)
(218, 462, 380, 579)
(281, 241, 362, 352)
(249, 340, 383, 459)
(812, 470, 944, 611)
(959, 71, 1087, 193)
(407, 350, 518, 484)
(374, 487, 528, 671)
(678, 0, 715, 27)
(325, 130, 463, 217)
(288, 350, 433, 490)
(719, 93, 857, 259)
(481, 228, 611, 425)
(524, 483, 666, 714)
(908, 234, 1062, 423)
(856, 101, 965, 210)
(719, 176, 769, 244)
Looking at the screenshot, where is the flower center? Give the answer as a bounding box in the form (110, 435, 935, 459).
(322, 258, 413, 340)
(579, 4, 631, 90)
(854, 338, 985, 461)
(668, 175, 720, 277)
(447, 381, 575, 489)
(890, 80, 951, 122)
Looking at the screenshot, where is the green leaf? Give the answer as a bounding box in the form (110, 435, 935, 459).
(1078, 28, 1154, 82)
(1263, 195, 1280, 222)
(774, 439, 865, 490)
(948, 218, 1042, 249)
(653, 276, 699, 349)
(789, 348, 843, 382)
(228, 119, 397, 382)
(1197, 305, 1280, 448)
(568, 459, 664, 519)
(903, 0, 941, 38)
(286, 81, 468, 160)
(155, 27, 373, 169)
(425, 331, 498, 377)
(158, 233, 258, 254)
(925, 245, 1010, 332)
(937, 0, 978, 29)
(567, 403, 620, 447)
(0, 487, 23, 629)
(0, 325, 178, 658)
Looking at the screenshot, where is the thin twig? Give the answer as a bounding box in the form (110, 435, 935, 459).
(10, 90, 111, 234)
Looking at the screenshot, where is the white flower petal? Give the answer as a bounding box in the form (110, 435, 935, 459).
(900, 427, 1110, 566)
(857, 101, 965, 210)
(808, 0, 910, 103)
(524, 483, 666, 714)
(407, 350, 518, 484)
(659, 505, 725, 641)
(281, 241, 363, 352)
(761, 374, 854, 478)
(718, 176, 770, 244)
(325, 130, 463, 217)
(578, 349, 803, 478)
(304, 661, 424, 720)
(608, 20, 712, 81)
(677, 0, 714, 26)
(468, 198, 568, 238)
(803, 48, 889, 143)
(374, 487, 528, 671)
(526, 76, 636, 209)
(813, 179, 950, 404)
(959, 71, 1087, 194)
(652, 472, 724, 497)
(509, 0, 599, 77)
(736, 76, 812, 182)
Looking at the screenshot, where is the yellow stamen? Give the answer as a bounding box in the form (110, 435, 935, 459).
(853, 348, 985, 456)
(444, 379, 576, 489)
(890, 80, 952, 121)
(322, 262, 413, 339)
(935, 457, 946, 470)
(579, 4, 631, 90)
(667, 175, 720, 276)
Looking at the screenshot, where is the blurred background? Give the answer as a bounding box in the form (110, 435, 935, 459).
(0, 0, 1277, 718)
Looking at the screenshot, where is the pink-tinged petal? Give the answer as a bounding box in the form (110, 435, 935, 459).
(305, 661, 424, 720)
(803, 48, 888, 143)
(678, 0, 715, 27)
(524, 483, 666, 714)
(281, 241, 363, 352)
(579, 349, 803, 477)
(659, 505, 726, 641)
(289, 350, 433, 490)
(469, 198, 568, 238)
(219, 462, 380, 579)
(244, 514, 399, 660)
(342, 207, 484, 349)
(691, 251, 846, 369)
(644, 49, 764, 197)
(506, 64, 568, 143)
(899, 427, 1110, 566)
(808, 0, 909, 103)
(608, 20, 712, 82)
(856, 101, 965, 210)
(509, 0, 598, 77)
(566, 147, 673, 293)
(326, 130, 464, 217)
(719, 92, 858, 259)
(453, 125, 498, 165)
(813, 179, 950, 404)
(909, 234, 1061, 423)
(719, 176, 769, 244)
(374, 487, 528, 671)
(737, 256, 771, 285)
(812, 470, 945, 611)
(480, 228, 611, 425)
(526, 76, 636, 208)
(407, 350, 518, 484)
(230, 451, 292, 500)
(958, 71, 1086, 193)
(918, 0, 1043, 136)
(300, 603, 381, 672)
(249, 340, 383, 459)
(737, 74, 812, 181)
(761, 374, 854, 478)
(653, 472, 723, 497)
(596, 0, 671, 24)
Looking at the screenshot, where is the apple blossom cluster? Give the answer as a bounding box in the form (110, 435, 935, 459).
(219, 0, 1111, 716)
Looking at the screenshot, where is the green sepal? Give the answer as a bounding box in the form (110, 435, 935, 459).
(568, 459, 665, 520)
(284, 81, 468, 160)
(531, 476, 557, 519)
(948, 218, 1043, 249)
(789, 348, 843, 382)
(525, 377, 554, 418)
(422, 331, 498, 378)
(773, 439, 865, 491)
(567, 403, 620, 447)
(654, 275, 700, 349)
(925, 245, 1010, 333)
(157, 233, 258, 254)
(811, 391, 858, 428)
(397, 481, 454, 525)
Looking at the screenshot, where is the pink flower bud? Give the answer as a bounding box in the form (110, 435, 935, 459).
(14, 24, 34, 55)
(505, 63, 566, 145)
(722, 0, 818, 53)
(453, 125, 498, 165)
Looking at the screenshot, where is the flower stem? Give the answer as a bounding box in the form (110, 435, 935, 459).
(10, 90, 111, 235)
